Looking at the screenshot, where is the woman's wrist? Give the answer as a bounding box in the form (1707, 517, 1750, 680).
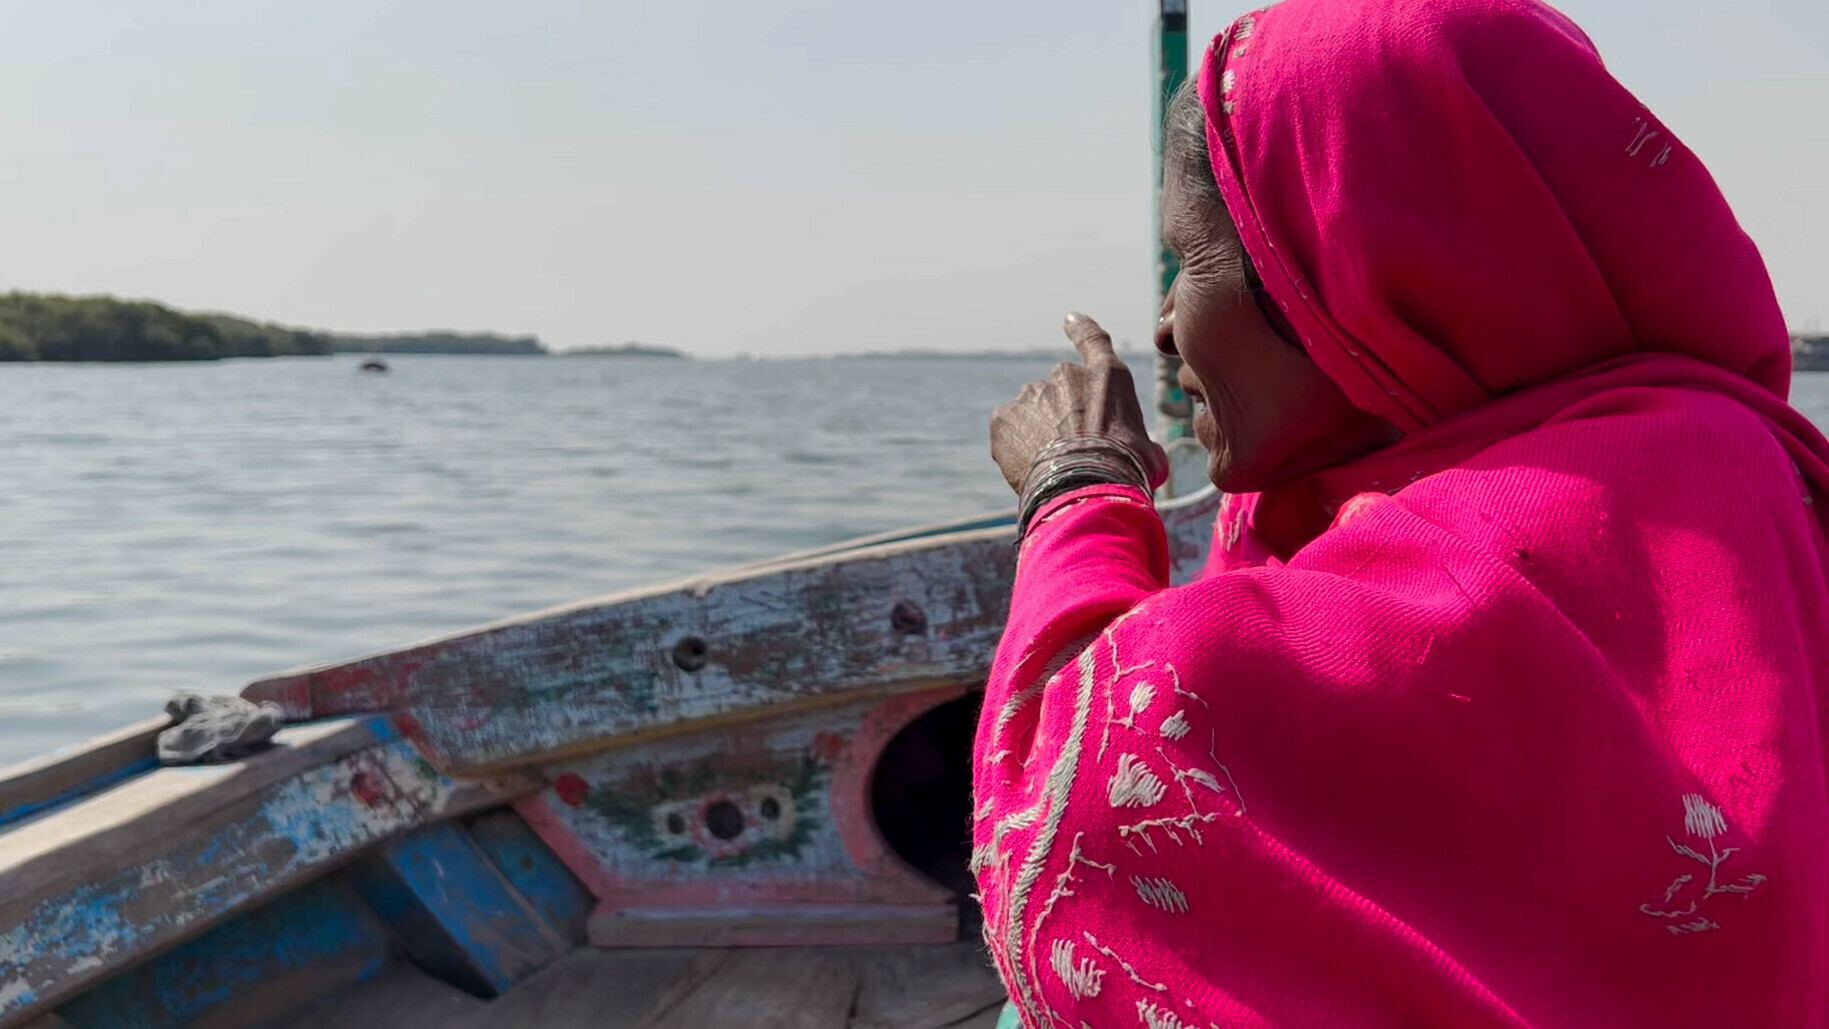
(1016, 434, 1153, 538)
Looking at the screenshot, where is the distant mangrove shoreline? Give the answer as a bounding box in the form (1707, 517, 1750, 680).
(0, 292, 680, 362)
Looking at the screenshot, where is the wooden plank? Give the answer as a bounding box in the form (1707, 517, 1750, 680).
(0, 718, 167, 830)
(348, 823, 567, 998)
(451, 949, 700, 1029)
(0, 718, 536, 1029)
(53, 879, 393, 1029)
(464, 810, 593, 946)
(268, 960, 486, 1029)
(241, 489, 1220, 777)
(409, 944, 1005, 1029)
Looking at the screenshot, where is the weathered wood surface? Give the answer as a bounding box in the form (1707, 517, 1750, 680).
(522, 689, 961, 948)
(244, 489, 1222, 777)
(0, 717, 167, 830)
(55, 878, 395, 1029)
(349, 823, 571, 997)
(284, 943, 1005, 1029)
(0, 718, 536, 1029)
(274, 960, 484, 1029)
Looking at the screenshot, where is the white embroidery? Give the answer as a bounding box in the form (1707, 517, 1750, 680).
(995, 680, 1047, 733)
(1084, 932, 1167, 993)
(1165, 664, 1208, 709)
(1220, 69, 1237, 96)
(1005, 651, 1099, 1027)
(1159, 710, 1191, 740)
(1639, 793, 1767, 934)
(1627, 117, 1662, 159)
(968, 841, 995, 876)
(1097, 615, 1154, 761)
(1032, 833, 1116, 959)
(1109, 754, 1168, 808)
(1132, 875, 1189, 914)
(1682, 793, 1726, 838)
(1138, 1000, 1194, 1029)
(1051, 939, 1104, 999)
(1121, 682, 1156, 729)
(1119, 811, 1220, 854)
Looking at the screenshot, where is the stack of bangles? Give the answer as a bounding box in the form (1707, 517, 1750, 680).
(1015, 433, 1153, 541)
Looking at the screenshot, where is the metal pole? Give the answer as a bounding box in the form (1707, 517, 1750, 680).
(1153, 0, 1192, 448)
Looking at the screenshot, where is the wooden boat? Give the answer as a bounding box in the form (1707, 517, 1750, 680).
(3, 4, 1204, 1022)
(0, 489, 1221, 1029)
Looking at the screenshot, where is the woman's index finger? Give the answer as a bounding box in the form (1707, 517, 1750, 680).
(1063, 312, 1118, 366)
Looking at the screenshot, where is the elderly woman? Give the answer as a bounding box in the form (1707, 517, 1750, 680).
(975, 1, 1829, 1025)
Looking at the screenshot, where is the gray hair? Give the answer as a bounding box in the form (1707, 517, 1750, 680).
(1162, 76, 1256, 289)
(1164, 77, 1224, 213)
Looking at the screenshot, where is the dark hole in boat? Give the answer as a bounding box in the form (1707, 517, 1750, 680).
(673, 636, 709, 672)
(666, 812, 687, 835)
(890, 599, 928, 635)
(872, 692, 982, 933)
(704, 799, 745, 840)
(759, 796, 781, 820)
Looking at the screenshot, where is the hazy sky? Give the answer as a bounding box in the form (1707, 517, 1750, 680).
(1, 1, 1824, 356)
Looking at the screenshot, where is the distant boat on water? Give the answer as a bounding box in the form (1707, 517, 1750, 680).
(359, 357, 389, 373)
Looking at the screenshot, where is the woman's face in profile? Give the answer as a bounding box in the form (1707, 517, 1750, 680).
(1156, 170, 1395, 492)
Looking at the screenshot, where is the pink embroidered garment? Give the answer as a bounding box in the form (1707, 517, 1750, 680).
(971, 1, 1829, 1026)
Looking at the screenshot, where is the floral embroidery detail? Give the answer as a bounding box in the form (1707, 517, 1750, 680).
(1159, 710, 1191, 740)
(1138, 1000, 1194, 1029)
(1118, 682, 1156, 730)
(1682, 793, 1725, 838)
(1639, 793, 1767, 934)
(1132, 875, 1189, 914)
(1109, 754, 1168, 808)
(1051, 939, 1105, 999)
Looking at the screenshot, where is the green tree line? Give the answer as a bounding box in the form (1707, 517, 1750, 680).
(0, 294, 331, 362)
(0, 293, 550, 361)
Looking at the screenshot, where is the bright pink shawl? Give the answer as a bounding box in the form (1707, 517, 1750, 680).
(972, 1, 1829, 1026)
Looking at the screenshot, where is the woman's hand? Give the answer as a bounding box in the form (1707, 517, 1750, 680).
(991, 312, 1169, 495)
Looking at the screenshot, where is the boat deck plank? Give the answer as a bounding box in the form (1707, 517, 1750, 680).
(281, 944, 1004, 1029)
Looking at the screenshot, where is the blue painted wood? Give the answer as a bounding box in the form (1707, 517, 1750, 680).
(349, 823, 565, 999)
(54, 879, 392, 1029)
(0, 718, 533, 1027)
(463, 810, 593, 945)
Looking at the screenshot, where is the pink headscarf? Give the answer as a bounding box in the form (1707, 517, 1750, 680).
(973, 1, 1829, 1025)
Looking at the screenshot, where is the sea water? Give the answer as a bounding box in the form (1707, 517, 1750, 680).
(7, 356, 1829, 767)
(0, 354, 1090, 765)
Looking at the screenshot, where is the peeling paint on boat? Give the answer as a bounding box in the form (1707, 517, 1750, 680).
(0, 737, 510, 1025)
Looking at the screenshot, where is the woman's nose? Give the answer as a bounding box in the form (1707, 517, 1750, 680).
(1153, 282, 1178, 357)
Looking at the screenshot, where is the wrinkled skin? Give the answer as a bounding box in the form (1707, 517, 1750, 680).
(990, 314, 1169, 494)
(991, 166, 1398, 496)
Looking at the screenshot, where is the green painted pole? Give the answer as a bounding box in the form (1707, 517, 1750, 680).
(1153, 0, 1192, 443)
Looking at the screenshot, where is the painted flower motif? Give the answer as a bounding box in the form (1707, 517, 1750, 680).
(554, 773, 590, 807)
(1682, 793, 1727, 839)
